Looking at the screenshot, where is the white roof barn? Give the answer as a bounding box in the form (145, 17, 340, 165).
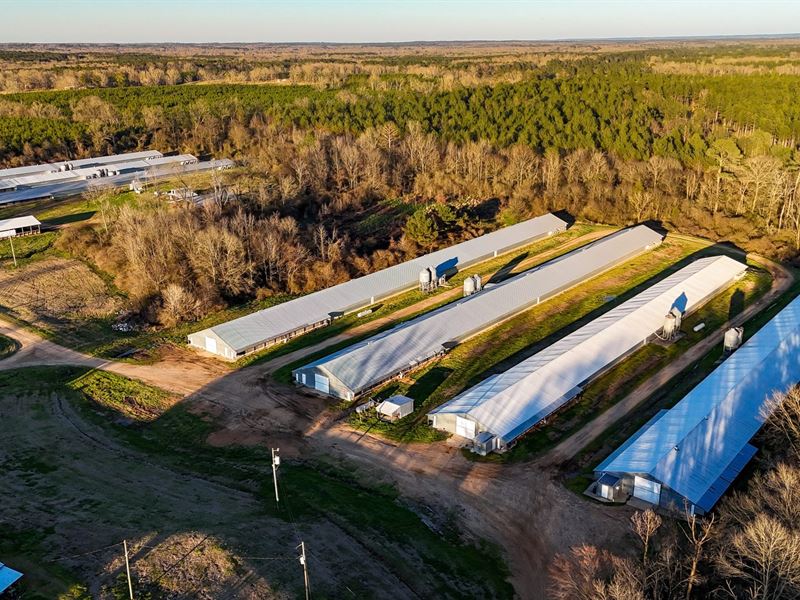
(293, 225, 665, 400)
(429, 255, 748, 453)
(189, 213, 569, 359)
(596, 293, 800, 513)
(0, 215, 42, 238)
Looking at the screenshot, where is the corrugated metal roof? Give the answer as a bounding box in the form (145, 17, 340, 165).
(0, 158, 232, 206)
(299, 225, 665, 395)
(598, 293, 800, 511)
(431, 256, 747, 443)
(0, 150, 163, 181)
(200, 213, 568, 353)
(0, 215, 41, 231)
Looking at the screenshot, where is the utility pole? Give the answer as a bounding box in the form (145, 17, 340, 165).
(271, 448, 280, 503)
(298, 541, 310, 600)
(8, 237, 16, 268)
(123, 539, 134, 600)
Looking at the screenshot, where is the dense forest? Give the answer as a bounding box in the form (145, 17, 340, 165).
(3, 42, 800, 325)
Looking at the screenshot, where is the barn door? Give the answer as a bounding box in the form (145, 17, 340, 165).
(455, 416, 476, 439)
(633, 476, 661, 505)
(205, 336, 217, 354)
(314, 374, 330, 394)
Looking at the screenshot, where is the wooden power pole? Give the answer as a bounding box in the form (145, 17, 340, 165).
(298, 541, 310, 600)
(123, 539, 134, 600)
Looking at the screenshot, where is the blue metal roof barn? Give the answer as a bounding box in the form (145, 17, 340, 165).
(429, 255, 747, 454)
(188, 213, 569, 359)
(292, 225, 664, 400)
(596, 293, 800, 513)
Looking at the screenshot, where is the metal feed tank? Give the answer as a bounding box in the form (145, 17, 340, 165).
(463, 276, 476, 296)
(661, 307, 683, 341)
(723, 327, 744, 353)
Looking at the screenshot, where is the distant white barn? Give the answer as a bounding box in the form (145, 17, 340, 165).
(0, 215, 41, 238)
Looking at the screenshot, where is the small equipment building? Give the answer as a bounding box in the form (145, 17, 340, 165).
(428, 255, 747, 454)
(189, 213, 568, 360)
(292, 225, 664, 400)
(377, 395, 415, 421)
(593, 293, 800, 514)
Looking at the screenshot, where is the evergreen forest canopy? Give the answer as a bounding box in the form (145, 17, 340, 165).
(2, 40, 800, 325)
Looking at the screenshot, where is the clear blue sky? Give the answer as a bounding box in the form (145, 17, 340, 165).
(5, 0, 800, 43)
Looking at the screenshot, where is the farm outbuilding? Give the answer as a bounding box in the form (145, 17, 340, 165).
(377, 395, 415, 421)
(0, 215, 41, 238)
(594, 293, 800, 514)
(428, 255, 748, 454)
(189, 213, 569, 359)
(292, 225, 664, 400)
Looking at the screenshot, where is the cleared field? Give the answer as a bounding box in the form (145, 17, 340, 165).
(0, 258, 122, 348)
(0, 366, 512, 600)
(346, 236, 768, 447)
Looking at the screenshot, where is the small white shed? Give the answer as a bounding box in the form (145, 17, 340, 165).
(377, 395, 414, 421)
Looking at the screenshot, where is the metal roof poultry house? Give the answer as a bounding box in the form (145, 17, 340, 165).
(0, 150, 163, 182)
(292, 225, 664, 400)
(428, 255, 747, 454)
(0, 156, 233, 207)
(188, 212, 569, 359)
(595, 293, 800, 514)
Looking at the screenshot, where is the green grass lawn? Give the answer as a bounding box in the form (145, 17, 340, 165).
(0, 231, 59, 266)
(0, 366, 513, 599)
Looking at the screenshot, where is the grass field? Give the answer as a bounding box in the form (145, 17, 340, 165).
(0, 366, 513, 599)
(343, 236, 771, 447)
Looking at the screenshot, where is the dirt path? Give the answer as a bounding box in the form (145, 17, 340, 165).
(0, 320, 229, 396)
(0, 388, 423, 599)
(538, 253, 795, 468)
